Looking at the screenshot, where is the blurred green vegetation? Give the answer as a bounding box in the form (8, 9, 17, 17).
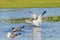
(0, 18, 29, 24)
(42, 16, 60, 22)
(0, 16, 60, 24)
(0, 0, 60, 8)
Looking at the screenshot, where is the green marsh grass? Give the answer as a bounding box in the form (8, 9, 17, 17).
(0, 16, 60, 24)
(0, 0, 60, 8)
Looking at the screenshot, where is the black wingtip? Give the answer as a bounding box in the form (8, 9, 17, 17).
(21, 26, 24, 29)
(42, 11, 46, 15)
(18, 33, 21, 35)
(22, 26, 24, 28)
(44, 11, 46, 13)
(12, 28, 15, 30)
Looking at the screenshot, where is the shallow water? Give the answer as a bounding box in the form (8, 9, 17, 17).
(0, 22, 60, 40)
(0, 8, 60, 40)
(42, 22, 60, 40)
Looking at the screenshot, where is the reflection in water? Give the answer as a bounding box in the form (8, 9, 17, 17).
(0, 22, 60, 40)
(33, 27, 41, 40)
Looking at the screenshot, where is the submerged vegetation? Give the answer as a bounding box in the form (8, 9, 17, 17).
(0, 16, 60, 24)
(42, 16, 60, 22)
(0, 18, 29, 24)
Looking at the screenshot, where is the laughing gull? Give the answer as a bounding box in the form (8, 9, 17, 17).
(25, 11, 46, 26)
(12, 26, 24, 32)
(7, 26, 24, 38)
(7, 32, 21, 38)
